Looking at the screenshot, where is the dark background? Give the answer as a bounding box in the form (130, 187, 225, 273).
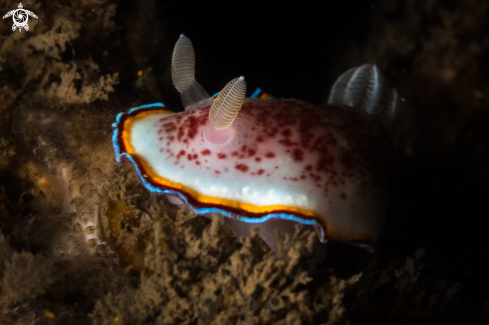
(115, 1, 373, 108)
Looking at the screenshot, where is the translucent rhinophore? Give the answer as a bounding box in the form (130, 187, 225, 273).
(171, 35, 209, 108)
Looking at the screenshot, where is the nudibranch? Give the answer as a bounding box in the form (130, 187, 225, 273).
(112, 35, 394, 253)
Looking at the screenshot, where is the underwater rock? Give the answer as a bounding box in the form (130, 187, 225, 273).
(92, 217, 361, 324)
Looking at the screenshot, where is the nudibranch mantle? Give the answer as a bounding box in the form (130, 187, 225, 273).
(112, 97, 390, 249)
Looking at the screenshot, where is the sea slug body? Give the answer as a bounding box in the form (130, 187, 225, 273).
(112, 35, 395, 253)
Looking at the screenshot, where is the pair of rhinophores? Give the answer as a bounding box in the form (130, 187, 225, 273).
(112, 35, 397, 254)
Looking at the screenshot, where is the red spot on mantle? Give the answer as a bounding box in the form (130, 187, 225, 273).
(185, 116, 202, 140)
(201, 149, 211, 156)
(235, 164, 249, 172)
(257, 169, 265, 175)
(265, 152, 276, 158)
(217, 153, 227, 159)
(162, 122, 177, 133)
(292, 148, 304, 162)
(340, 193, 347, 200)
(176, 150, 186, 159)
(279, 138, 294, 147)
(316, 155, 335, 172)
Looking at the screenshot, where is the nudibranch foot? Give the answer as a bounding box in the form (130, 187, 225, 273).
(112, 35, 393, 255)
(225, 217, 318, 254)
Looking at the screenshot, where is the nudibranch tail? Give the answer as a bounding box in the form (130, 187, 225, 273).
(328, 64, 383, 114)
(171, 34, 210, 108)
(209, 76, 247, 130)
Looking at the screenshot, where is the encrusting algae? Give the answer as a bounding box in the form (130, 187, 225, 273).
(92, 216, 361, 325)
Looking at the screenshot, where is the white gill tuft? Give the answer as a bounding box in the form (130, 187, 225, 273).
(328, 64, 383, 114)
